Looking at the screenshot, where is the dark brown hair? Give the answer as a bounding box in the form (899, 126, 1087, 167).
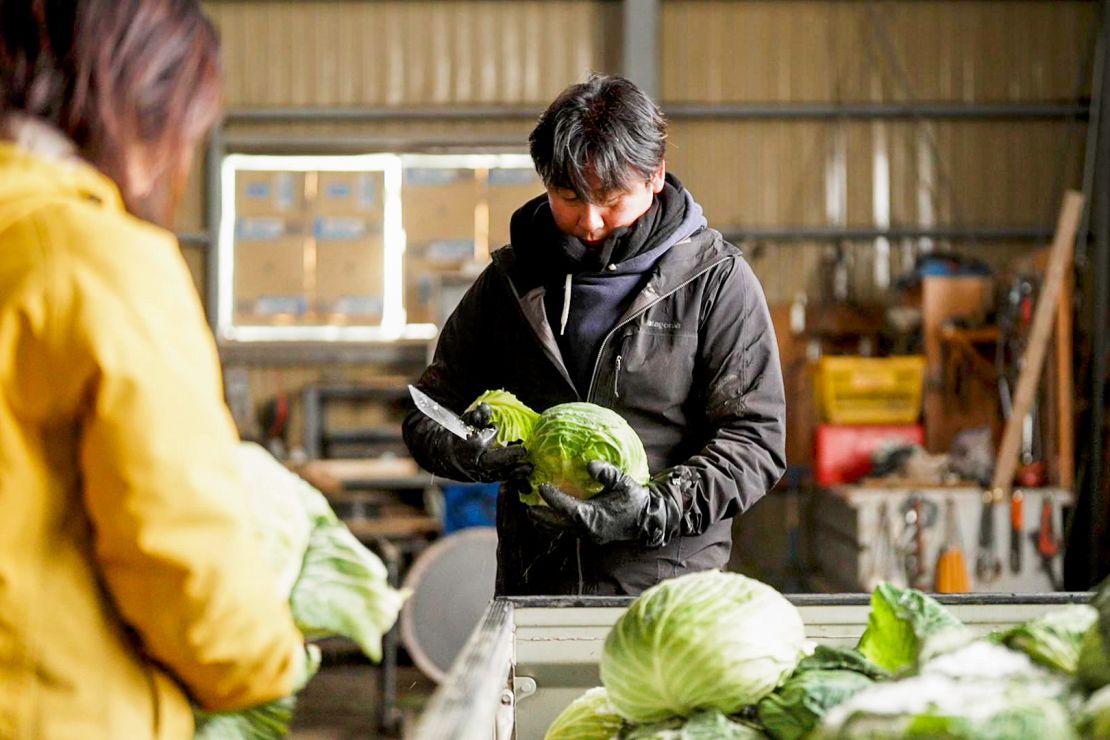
(0, 0, 221, 226)
(529, 74, 667, 204)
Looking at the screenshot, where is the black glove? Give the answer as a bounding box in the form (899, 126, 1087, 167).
(532, 461, 683, 547)
(423, 403, 532, 483)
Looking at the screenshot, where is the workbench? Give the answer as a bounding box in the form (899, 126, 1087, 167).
(810, 483, 1072, 593)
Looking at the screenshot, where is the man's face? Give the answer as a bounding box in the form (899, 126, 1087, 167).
(546, 162, 666, 247)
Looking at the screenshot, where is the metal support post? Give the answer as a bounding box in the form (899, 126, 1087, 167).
(622, 0, 660, 100)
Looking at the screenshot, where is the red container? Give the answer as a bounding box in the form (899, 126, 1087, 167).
(815, 424, 925, 486)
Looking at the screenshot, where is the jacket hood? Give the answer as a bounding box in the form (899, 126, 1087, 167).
(506, 173, 709, 289)
(0, 140, 124, 237)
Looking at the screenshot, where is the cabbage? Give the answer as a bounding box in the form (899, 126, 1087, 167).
(289, 522, 408, 662)
(467, 389, 539, 446)
(996, 604, 1097, 675)
(623, 709, 768, 739)
(1079, 684, 1110, 738)
(856, 584, 965, 674)
(814, 641, 1078, 739)
(544, 687, 624, 740)
(524, 402, 650, 506)
(237, 442, 324, 595)
(601, 571, 807, 723)
(192, 444, 409, 739)
(1079, 575, 1110, 691)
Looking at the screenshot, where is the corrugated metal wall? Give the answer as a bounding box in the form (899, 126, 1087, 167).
(658, 0, 1093, 302)
(206, 0, 617, 106)
(181, 0, 1095, 306)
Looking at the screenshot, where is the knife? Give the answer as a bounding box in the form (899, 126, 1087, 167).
(408, 385, 472, 440)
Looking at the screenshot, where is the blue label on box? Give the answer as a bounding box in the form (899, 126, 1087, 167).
(314, 217, 367, 241)
(276, 173, 295, 210)
(425, 239, 475, 262)
(324, 181, 353, 198)
(236, 217, 286, 241)
(405, 168, 466, 187)
(358, 174, 377, 208)
(245, 182, 272, 199)
(489, 168, 537, 186)
(323, 295, 383, 316)
(250, 296, 307, 316)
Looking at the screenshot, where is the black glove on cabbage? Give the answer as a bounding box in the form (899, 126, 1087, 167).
(532, 461, 683, 547)
(423, 403, 531, 483)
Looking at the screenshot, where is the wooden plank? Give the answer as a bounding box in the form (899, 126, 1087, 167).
(1057, 256, 1076, 489)
(345, 515, 441, 539)
(990, 192, 1083, 496)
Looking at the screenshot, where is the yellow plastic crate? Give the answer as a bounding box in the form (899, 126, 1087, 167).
(817, 355, 927, 424)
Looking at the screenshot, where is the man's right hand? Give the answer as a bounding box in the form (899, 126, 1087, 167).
(436, 403, 532, 483)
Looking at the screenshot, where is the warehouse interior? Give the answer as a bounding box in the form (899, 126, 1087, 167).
(148, 0, 1110, 736)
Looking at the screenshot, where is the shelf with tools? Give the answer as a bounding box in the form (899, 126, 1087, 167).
(809, 484, 1071, 594)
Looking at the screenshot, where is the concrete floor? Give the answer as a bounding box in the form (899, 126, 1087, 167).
(290, 663, 437, 739)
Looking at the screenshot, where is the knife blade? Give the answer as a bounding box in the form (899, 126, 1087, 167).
(408, 385, 471, 440)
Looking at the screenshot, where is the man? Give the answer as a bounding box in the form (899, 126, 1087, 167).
(403, 74, 785, 595)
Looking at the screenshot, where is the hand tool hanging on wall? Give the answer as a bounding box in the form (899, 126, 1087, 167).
(1033, 497, 1062, 590)
(898, 494, 936, 590)
(865, 502, 898, 591)
(936, 498, 971, 593)
(1010, 490, 1024, 574)
(976, 491, 1002, 583)
(984, 192, 1082, 585)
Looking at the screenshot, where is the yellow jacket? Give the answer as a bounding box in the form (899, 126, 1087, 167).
(0, 140, 303, 739)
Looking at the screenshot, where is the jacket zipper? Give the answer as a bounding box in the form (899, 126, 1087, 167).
(585, 256, 732, 402)
(613, 355, 623, 398)
(576, 538, 584, 595)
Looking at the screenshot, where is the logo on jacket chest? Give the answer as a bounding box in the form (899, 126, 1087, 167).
(644, 318, 682, 331)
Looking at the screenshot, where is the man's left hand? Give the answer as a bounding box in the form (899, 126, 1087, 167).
(532, 461, 680, 547)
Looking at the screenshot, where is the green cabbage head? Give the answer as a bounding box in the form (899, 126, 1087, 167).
(545, 687, 624, 740)
(601, 571, 807, 724)
(524, 402, 649, 506)
(467, 389, 539, 446)
(1079, 574, 1110, 690)
(996, 603, 1096, 675)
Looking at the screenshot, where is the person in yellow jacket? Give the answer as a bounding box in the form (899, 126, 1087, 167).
(0, 1, 305, 738)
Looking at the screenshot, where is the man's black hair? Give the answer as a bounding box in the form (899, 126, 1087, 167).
(529, 74, 667, 204)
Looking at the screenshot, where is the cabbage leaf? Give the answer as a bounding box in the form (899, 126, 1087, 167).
(1080, 575, 1110, 691)
(996, 604, 1097, 675)
(856, 584, 964, 674)
(623, 709, 767, 739)
(544, 687, 624, 740)
(758, 669, 874, 740)
(467, 389, 539, 446)
(815, 640, 1078, 739)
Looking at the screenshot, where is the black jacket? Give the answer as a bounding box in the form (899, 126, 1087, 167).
(403, 222, 786, 596)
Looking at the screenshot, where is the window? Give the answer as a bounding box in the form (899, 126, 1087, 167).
(216, 153, 539, 342)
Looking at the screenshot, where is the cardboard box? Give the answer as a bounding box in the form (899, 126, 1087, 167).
(403, 168, 478, 247)
(234, 236, 305, 304)
(315, 237, 384, 319)
(315, 171, 384, 225)
(487, 168, 542, 252)
(235, 170, 302, 216)
(403, 256, 445, 326)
